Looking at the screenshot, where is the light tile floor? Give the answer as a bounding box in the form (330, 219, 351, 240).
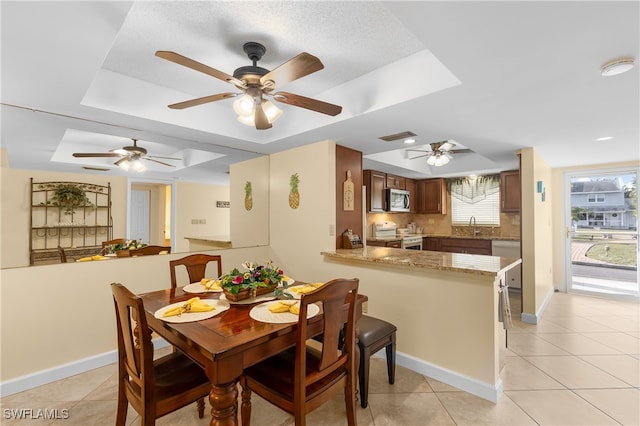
(1, 291, 638, 425)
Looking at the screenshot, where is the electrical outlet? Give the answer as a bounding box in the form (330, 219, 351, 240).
(191, 219, 198, 224)
(199, 219, 206, 224)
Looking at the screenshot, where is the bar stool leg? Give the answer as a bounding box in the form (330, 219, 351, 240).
(386, 334, 396, 384)
(359, 345, 372, 408)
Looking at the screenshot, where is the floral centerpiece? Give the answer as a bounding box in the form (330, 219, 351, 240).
(220, 260, 287, 301)
(113, 239, 147, 257)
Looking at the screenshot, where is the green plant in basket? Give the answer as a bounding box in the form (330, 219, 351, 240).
(220, 260, 289, 297)
(114, 239, 147, 251)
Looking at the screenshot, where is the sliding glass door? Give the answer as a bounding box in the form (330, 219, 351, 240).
(565, 168, 638, 299)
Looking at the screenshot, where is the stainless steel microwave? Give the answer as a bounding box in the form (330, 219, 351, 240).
(385, 188, 410, 212)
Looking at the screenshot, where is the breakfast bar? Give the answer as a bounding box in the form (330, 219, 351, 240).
(321, 247, 522, 402)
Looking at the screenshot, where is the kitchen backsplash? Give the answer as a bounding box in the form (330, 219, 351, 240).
(365, 211, 520, 239)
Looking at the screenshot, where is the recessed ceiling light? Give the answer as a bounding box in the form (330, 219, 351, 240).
(595, 136, 614, 141)
(601, 57, 635, 76)
(404, 138, 416, 144)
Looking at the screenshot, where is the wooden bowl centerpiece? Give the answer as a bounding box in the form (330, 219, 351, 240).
(220, 261, 285, 302)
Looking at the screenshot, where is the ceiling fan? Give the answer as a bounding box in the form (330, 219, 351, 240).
(72, 139, 181, 172)
(155, 41, 342, 130)
(407, 141, 473, 167)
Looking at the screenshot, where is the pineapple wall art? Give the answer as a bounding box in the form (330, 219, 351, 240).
(288, 173, 300, 209)
(244, 181, 253, 211)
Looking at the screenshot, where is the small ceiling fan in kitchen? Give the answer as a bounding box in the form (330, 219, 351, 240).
(72, 139, 181, 172)
(155, 41, 342, 130)
(406, 141, 473, 167)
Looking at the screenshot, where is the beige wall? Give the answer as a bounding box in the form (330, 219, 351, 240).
(551, 160, 640, 290)
(520, 148, 555, 320)
(174, 181, 230, 253)
(230, 156, 269, 248)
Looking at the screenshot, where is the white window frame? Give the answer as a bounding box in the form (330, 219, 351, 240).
(587, 193, 605, 203)
(451, 191, 501, 225)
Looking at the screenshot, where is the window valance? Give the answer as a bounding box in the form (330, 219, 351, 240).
(446, 174, 500, 204)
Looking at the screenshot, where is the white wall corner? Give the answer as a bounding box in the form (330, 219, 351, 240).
(521, 286, 555, 324)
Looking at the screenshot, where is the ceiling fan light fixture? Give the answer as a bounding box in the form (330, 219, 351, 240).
(132, 159, 147, 172)
(262, 100, 283, 123)
(233, 94, 255, 116)
(601, 57, 635, 76)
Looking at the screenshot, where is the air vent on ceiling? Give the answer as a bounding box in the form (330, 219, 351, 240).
(82, 166, 109, 172)
(378, 131, 417, 142)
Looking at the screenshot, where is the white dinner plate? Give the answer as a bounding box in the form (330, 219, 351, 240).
(183, 282, 223, 293)
(219, 292, 276, 305)
(249, 301, 320, 324)
(154, 298, 230, 323)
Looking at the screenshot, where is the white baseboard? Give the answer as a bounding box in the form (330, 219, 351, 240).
(521, 286, 555, 324)
(374, 349, 503, 403)
(0, 339, 170, 398)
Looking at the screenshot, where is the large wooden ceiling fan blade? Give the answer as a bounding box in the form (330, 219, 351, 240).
(254, 103, 272, 130)
(73, 153, 121, 158)
(260, 52, 324, 89)
(155, 51, 246, 88)
(168, 92, 238, 109)
(273, 91, 342, 116)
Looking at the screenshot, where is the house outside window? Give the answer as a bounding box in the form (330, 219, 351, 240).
(587, 194, 605, 203)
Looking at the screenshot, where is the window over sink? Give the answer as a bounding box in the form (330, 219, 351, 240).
(449, 175, 501, 225)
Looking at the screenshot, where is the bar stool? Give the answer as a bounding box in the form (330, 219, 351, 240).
(357, 315, 397, 408)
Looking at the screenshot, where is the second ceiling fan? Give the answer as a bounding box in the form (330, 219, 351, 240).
(155, 42, 342, 130)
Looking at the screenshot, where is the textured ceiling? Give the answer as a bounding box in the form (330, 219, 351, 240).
(1, 1, 638, 185)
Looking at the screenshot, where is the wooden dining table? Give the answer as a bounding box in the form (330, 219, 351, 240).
(140, 283, 366, 426)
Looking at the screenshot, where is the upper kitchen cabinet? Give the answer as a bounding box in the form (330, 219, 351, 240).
(500, 170, 521, 212)
(416, 178, 447, 214)
(405, 178, 417, 213)
(364, 169, 386, 212)
(386, 173, 406, 190)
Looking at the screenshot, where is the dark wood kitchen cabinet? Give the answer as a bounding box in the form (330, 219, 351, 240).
(439, 238, 492, 255)
(423, 237, 441, 251)
(364, 170, 386, 212)
(405, 178, 417, 213)
(500, 170, 521, 213)
(416, 178, 447, 214)
(386, 173, 405, 190)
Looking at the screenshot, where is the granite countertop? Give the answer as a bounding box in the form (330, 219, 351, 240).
(184, 235, 231, 244)
(321, 247, 521, 277)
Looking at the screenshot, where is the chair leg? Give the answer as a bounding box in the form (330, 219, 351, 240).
(196, 397, 205, 418)
(358, 346, 371, 408)
(240, 381, 252, 426)
(345, 372, 357, 426)
(115, 392, 128, 426)
(385, 333, 396, 384)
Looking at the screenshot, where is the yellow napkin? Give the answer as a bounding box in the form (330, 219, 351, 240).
(163, 297, 215, 317)
(290, 282, 323, 294)
(268, 300, 299, 314)
(77, 255, 107, 262)
(200, 278, 221, 290)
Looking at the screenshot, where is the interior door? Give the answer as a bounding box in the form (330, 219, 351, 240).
(130, 189, 150, 243)
(565, 169, 638, 299)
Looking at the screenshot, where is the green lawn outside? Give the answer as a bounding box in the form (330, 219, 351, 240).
(586, 243, 638, 267)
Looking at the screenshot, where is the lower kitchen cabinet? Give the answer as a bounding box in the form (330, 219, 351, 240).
(423, 237, 491, 255)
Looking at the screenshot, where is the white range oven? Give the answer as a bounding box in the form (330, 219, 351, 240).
(401, 235, 423, 250)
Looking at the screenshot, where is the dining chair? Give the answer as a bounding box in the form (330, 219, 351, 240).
(240, 278, 359, 426)
(129, 245, 172, 256)
(57, 246, 67, 263)
(101, 238, 126, 255)
(111, 283, 211, 425)
(356, 315, 397, 408)
(169, 254, 223, 289)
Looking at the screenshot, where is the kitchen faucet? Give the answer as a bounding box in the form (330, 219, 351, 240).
(468, 216, 480, 236)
